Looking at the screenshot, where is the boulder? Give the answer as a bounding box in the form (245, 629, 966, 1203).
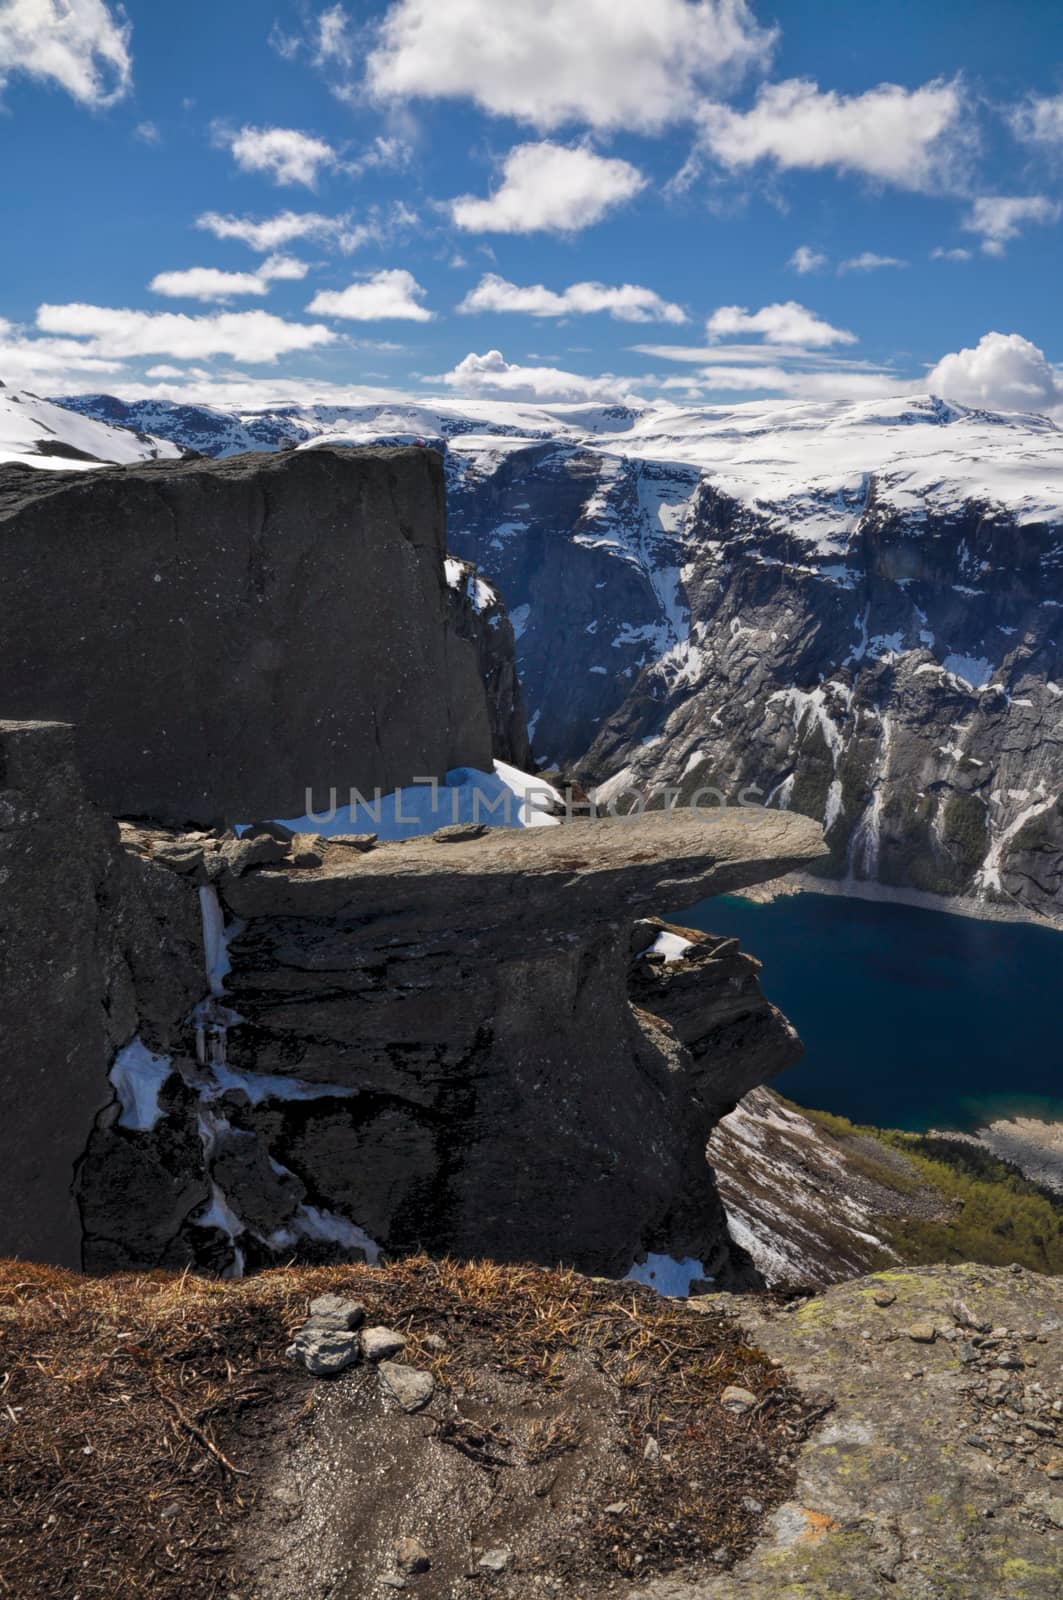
(378, 1361, 435, 1413)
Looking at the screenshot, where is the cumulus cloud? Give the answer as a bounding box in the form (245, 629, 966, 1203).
(931, 246, 973, 262)
(0, 322, 128, 386)
(837, 252, 908, 273)
(706, 301, 857, 346)
(148, 267, 270, 303)
(1008, 93, 1063, 150)
(147, 255, 310, 303)
(219, 125, 338, 188)
(34, 303, 336, 363)
(307, 268, 433, 321)
(458, 273, 686, 324)
(696, 76, 971, 192)
(437, 348, 638, 402)
(788, 245, 828, 274)
(258, 254, 310, 281)
(962, 195, 1062, 255)
(0, 0, 131, 107)
(366, 0, 775, 132)
(449, 142, 645, 235)
(927, 331, 1063, 415)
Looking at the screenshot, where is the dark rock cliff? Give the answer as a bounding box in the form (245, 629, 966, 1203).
(0, 721, 202, 1267)
(0, 447, 508, 827)
(76, 807, 825, 1283)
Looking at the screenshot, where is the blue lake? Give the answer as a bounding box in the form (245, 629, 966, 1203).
(674, 891, 1063, 1133)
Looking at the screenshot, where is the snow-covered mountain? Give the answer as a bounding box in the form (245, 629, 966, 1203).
(53, 387, 1063, 919)
(0, 385, 181, 470)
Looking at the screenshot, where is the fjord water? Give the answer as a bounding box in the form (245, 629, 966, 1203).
(675, 892, 1063, 1133)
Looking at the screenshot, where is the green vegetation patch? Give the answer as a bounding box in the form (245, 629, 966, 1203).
(796, 1104, 1063, 1274)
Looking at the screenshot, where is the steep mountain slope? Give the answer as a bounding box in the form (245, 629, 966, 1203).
(0, 384, 180, 468)
(56, 389, 1063, 918)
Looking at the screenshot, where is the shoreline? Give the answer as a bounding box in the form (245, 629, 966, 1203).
(739, 870, 1063, 934)
(930, 1118, 1063, 1197)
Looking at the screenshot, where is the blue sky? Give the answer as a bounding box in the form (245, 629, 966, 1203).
(2, 0, 1062, 415)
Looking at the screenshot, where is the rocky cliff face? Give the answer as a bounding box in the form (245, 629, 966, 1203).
(0, 446, 508, 826)
(77, 807, 824, 1282)
(57, 390, 1063, 919)
(0, 721, 202, 1267)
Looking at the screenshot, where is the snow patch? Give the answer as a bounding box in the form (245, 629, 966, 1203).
(110, 1039, 173, 1132)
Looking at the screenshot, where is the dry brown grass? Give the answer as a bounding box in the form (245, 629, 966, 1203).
(0, 1257, 817, 1597)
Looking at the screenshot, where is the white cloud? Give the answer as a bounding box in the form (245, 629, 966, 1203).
(1008, 93, 1063, 150)
(314, 3, 354, 67)
(258, 254, 310, 281)
(931, 246, 973, 262)
(196, 210, 346, 252)
(458, 274, 686, 324)
(438, 348, 638, 402)
(450, 142, 645, 235)
(307, 268, 433, 321)
(837, 252, 908, 273)
(149, 267, 270, 303)
(788, 245, 828, 274)
(696, 76, 971, 192)
(194, 203, 413, 255)
(927, 331, 1063, 415)
(706, 301, 857, 346)
(633, 340, 883, 371)
(220, 125, 338, 188)
(134, 120, 160, 144)
(348, 134, 414, 175)
(366, 0, 775, 131)
(68, 371, 405, 409)
(962, 195, 1062, 255)
(35, 304, 336, 363)
(0, 324, 127, 386)
(148, 255, 311, 303)
(0, 0, 131, 107)
(670, 365, 902, 401)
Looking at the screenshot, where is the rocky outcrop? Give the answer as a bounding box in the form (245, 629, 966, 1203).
(0, 446, 501, 826)
(0, 720, 202, 1267)
(76, 807, 826, 1281)
(637, 1263, 1063, 1600)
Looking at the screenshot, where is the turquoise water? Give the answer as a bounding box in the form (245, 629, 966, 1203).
(673, 891, 1063, 1133)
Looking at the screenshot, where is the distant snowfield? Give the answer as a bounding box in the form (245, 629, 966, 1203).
(295, 392, 1063, 548)
(31, 388, 1063, 547)
(0, 385, 180, 469)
